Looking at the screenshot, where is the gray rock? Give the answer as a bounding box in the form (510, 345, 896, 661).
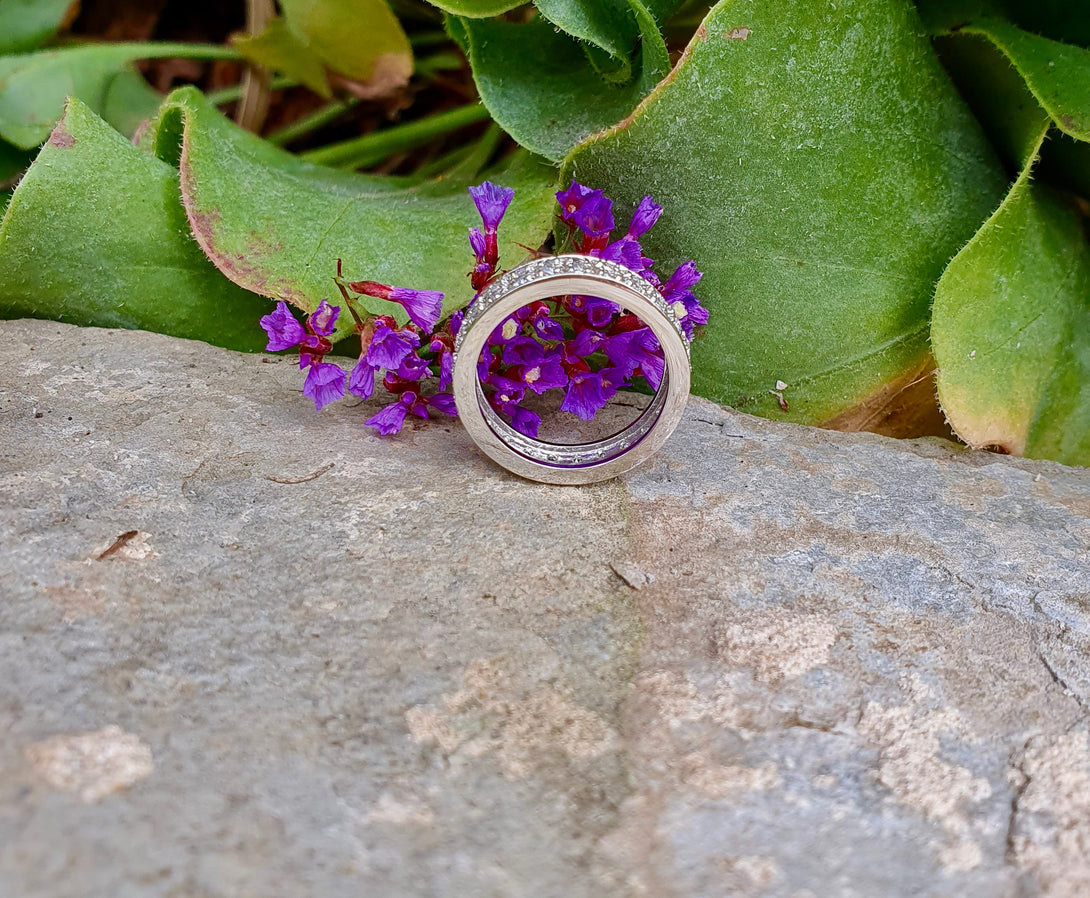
(1, 318, 1089, 898)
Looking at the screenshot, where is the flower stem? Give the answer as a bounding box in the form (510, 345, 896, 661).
(267, 97, 362, 147)
(106, 42, 246, 61)
(205, 75, 297, 106)
(299, 103, 491, 170)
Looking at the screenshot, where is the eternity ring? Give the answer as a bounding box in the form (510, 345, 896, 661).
(452, 254, 691, 485)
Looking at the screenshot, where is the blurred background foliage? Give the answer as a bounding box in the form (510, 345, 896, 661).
(0, 0, 1088, 465)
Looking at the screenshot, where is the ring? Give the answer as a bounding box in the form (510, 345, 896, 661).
(453, 254, 691, 485)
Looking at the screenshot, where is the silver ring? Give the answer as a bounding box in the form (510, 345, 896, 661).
(453, 254, 691, 485)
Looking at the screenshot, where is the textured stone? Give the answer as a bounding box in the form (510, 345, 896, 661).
(1, 318, 1089, 898)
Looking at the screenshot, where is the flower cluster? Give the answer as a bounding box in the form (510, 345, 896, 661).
(259, 180, 707, 437)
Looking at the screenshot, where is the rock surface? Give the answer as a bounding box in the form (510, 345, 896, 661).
(2, 318, 1090, 898)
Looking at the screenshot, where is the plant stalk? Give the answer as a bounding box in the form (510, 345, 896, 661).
(299, 103, 491, 169)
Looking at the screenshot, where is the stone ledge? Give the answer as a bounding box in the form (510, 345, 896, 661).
(1, 319, 1089, 897)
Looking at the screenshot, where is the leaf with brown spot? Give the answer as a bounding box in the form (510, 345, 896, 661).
(0, 99, 271, 350)
(157, 87, 557, 340)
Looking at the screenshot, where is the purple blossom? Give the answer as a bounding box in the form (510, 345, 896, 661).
(308, 299, 339, 337)
(468, 227, 487, 259)
(627, 195, 662, 239)
(661, 260, 702, 298)
(556, 182, 600, 223)
(487, 379, 541, 438)
(574, 193, 614, 238)
(510, 405, 541, 438)
(365, 395, 410, 435)
(603, 328, 665, 390)
(365, 389, 457, 436)
(561, 367, 623, 420)
(596, 237, 644, 272)
(518, 354, 568, 395)
(367, 322, 420, 369)
(303, 361, 347, 410)
(348, 355, 376, 399)
(469, 182, 514, 231)
(348, 280, 444, 333)
(260, 301, 306, 351)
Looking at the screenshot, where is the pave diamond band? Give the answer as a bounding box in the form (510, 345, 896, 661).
(453, 254, 692, 485)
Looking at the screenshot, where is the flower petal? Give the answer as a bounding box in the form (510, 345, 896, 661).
(260, 301, 306, 351)
(303, 361, 347, 410)
(307, 299, 340, 337)
(469, 181, 515, 231)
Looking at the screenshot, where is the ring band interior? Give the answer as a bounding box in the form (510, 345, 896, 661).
(453, 254, 691, 484)
(475, 370, 671, 469)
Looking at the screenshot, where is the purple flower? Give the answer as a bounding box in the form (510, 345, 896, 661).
(348, 280, 444, 333)
(348, 355, 376, 399)
(567, 295, 618, 329)
(661, 260, 702, 299)
(468, 227, 487, 259)
(260, 301, 306, 351)
(395, 352, 432, 381)
(564, 328, 607, 363)
(596, 238, 644, 272)
(526, 306, 564, 341)
(627, 195, 662, 239)
(556, 181, 600, 223)
(574, 193, 614, 238)
(469, 182, 514, 232)
(367, 322, 420, 369)
(307, 299, 339, 337)
(518, 355, 568, 395)
(303, 361, 347, 410)
(366, 394, 411, 435)
(603, 327, 665, 390)
(561, 367, 624, 420)
(660, 260, 708, 339)
(510, 405, 541, 438)
(366, 387, 458, 435)
(427, 392, 457, 417)
(486, 378, 541, 438)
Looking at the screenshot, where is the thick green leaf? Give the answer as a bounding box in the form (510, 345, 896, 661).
(421, 0, 523, 16)
(0, 45, 141, 149)
(565, 0, 1007, 425)
(925, 12, 1090, 141)
(233, 16, 333, 98)
(0, 99, 271, 350)
(932, 128, 1090, 465)
(932, 32, 1050, 171)
(455, 9, 665, 160)
(279, 0, 413, 96)
(0, 44, 214, 150)
(154, 87, 557, 339)
(545, 0, 680, 79)
(0, 0, 75, 54)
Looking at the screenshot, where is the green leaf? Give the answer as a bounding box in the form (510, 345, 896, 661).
(0, 99, 271, 350)
(421, 0, 523, 17)
(0, 43, 237, 150)
(233, 16, 333, 98)
(932, 128, 1090, 466)
(279, 0, 414, 97)
(156, 87, 557, 339)
(932, 31, 1050, 170)
(0, 0, 76, 54)
(928, 13, 1090, 141)
(455, 9, 666, 160)
(564, 0, 1007, 425)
